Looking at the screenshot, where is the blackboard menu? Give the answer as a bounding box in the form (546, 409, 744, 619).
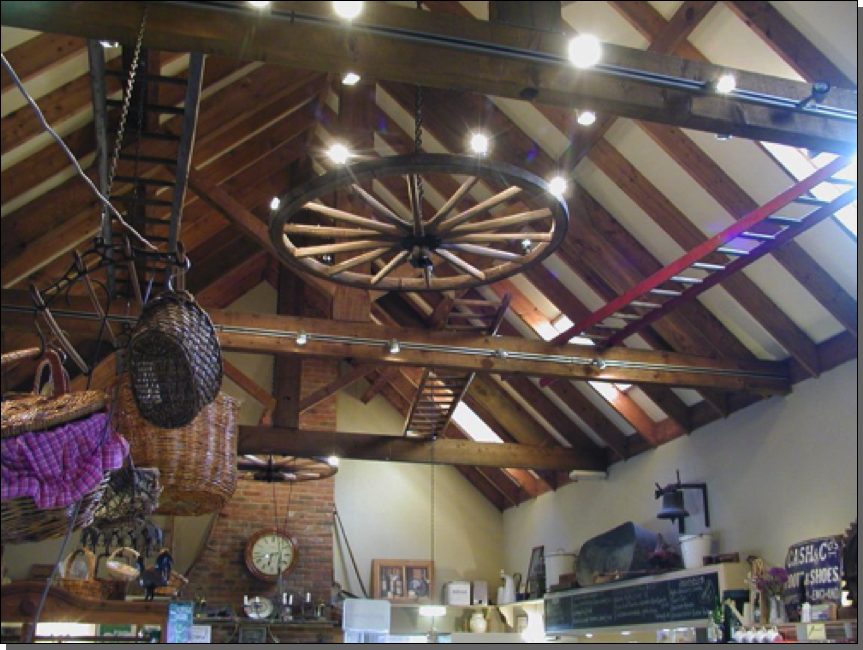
(545, 572, 720, 633)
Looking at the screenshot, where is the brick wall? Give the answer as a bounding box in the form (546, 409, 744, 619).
(187, 358, 338, 642)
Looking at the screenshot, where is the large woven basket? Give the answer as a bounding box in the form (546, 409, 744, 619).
(1, 350, 108, 440)
(128, 291, 222, 429)
(115, 379, 239, 516)
(56, 548, 102, 600)
(1, 477, 108, 545)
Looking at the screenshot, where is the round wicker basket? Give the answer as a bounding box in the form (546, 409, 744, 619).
(128, 291, 222, 429)
(56, 548, 102, 600)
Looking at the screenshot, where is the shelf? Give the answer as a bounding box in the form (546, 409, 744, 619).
(391, 603, 495, 610)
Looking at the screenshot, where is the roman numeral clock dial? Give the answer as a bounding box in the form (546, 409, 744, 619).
(244, 528, 299, 583)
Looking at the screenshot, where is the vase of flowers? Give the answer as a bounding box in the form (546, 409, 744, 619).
(754, 567, 789, 624)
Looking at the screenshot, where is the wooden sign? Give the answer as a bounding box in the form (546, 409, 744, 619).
(165, 601, 195, 644)
(784, 536, 843, 616)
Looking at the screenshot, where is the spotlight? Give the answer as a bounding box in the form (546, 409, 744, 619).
(469, 133, 490, 156)
(321, 254, 335, 266)
(327, 456, 340, 468)
(333, 1, 363, 20)
(520, 239, 533, 255)
(548, 176, 567, 197)
(577, 110, 597, 127)
(568, 34, 602, 69)
(715, 74, 737, 94)
(388, 339, 400, 355)
(342, 72, 361, 86)
(495, 348, 509, 360)
(296, 331, 308, 346)
(269, 196, 281, 211)
(99, 40, 120, 48)
(591, 358, 607, 370)
(327, 143, 350, 165)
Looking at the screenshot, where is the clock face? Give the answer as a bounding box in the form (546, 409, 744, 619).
(244, 596, 274, 620)
(244, 529, 299, 582)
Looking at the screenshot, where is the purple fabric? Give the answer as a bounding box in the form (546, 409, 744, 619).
(1, 412, 129, 509)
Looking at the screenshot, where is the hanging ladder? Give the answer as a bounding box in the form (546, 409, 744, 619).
(552, 155, 856, 347)
(88, 41, 205, 299)
(402, 294, 512, 438)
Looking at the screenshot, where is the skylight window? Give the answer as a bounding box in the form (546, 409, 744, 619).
(761, 142, 857, 238)
(452, 403, 502, 444)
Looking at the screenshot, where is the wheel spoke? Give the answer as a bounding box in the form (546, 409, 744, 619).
(303, 202, 402, 235)
(426, 176, 480, 230)
(442, 243, 523, 262)
(325, 247, 397, 276)
(294, 240, 396, 259)
(447, 232, 554, 244)
(284, 224, 389, 238)
(350, 185, 412, 230)
(447, 208, 552, 236)
(435, 249, 486, 280)
(371, 250, 411, 285)
(435, 186, 522, 234)
(407, 174, 424, 236)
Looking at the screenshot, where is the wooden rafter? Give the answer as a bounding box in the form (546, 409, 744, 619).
(298, 365, 377, 415)
(3, 1, 854, 153)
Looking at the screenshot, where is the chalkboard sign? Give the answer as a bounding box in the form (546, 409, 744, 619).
(165, 601, 195, 643)
(545, 572, 720, 632)
(784, 536, 843, 616)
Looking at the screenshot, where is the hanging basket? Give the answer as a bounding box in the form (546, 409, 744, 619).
(115, 378, 239, 516)
(93, 466, 162, 525)
(1, 350, 108, 440)
(128, 290, 222, 429)
(56, 547, 102, 600)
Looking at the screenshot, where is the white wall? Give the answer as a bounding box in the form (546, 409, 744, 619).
(503, 360, 858, 576)
(334, 379, 506, 601)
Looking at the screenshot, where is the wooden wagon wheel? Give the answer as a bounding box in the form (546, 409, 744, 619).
(239, 455, 338, 483)
(268, 154, 569, 291)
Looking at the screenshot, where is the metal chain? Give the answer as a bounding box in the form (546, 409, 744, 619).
(106, 3, 150, 200)
(414, 1, 426, 215)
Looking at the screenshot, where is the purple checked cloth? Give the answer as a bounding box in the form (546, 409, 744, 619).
(1, 412, 128, 509)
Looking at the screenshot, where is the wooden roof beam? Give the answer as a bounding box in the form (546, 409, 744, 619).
(2, 0, 855, 153)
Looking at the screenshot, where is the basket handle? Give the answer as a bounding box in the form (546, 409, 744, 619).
(62, 547, 96, 580)
(33, 349, 69, 398)
(108, 547, 141, 564)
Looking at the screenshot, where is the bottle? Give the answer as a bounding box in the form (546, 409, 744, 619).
(798, 575, 809, 621)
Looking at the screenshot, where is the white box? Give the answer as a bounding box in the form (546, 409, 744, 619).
(444, 581, 471, 605)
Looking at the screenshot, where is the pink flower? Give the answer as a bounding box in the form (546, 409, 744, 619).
(753, 567, 789, 596)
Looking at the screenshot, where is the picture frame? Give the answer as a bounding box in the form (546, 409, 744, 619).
(238, 625, 268, 644)
(371, 559, 434, 604)
(524, 546, 545, 599)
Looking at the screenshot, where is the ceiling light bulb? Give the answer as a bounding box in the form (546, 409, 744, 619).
(269, 196, 281, 211)
(327, 143, 350, 165)
(296, 331, 308, 346)
(333, 1, 363, 20)
(520, 239, 533, 255)
(321, 253, 335, 265)
(548, 176, 567, 197)
(470, 133, 490, 156)
(568, 34, 602, 69)
(342, 72, 361, 86)
(99, 40, 119, 49)
(715, 74, 737, 94)
(577, 110, 597, 126)
(248, 1, 271, 7)
(327, 456, 340, 467)
(388, 339, 400, 355)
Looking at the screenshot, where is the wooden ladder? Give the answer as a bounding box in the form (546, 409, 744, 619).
(402, 294, 512, 438)
(552, 155, 856, 347)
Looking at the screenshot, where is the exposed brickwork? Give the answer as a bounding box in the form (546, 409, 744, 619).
(187, 358, 338, 642)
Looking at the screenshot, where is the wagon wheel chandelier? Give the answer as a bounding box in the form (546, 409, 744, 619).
(240, 455, 339, 483)
(269, 66, 568, 291)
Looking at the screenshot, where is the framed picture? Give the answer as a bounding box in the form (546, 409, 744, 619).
(524, 546, 545, 599)
(238, 625, 267, 643)
(371, 560, 434, 604)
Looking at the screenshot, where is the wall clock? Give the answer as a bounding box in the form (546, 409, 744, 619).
(244, 528, 299, 582)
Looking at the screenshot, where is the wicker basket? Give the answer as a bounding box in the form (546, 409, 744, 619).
(1, 350, 108, 440)
(155, 570, 188, 598)
(115, 378, 239, 516)
(1, 476, 108, 545)
(106, 547, 141, 581)
(56, 548, 102, 600)
(128, 291, 222, 429)
(93, 466, 162, 525)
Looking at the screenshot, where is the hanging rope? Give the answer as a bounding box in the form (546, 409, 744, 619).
(333, 508, 368, 598)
